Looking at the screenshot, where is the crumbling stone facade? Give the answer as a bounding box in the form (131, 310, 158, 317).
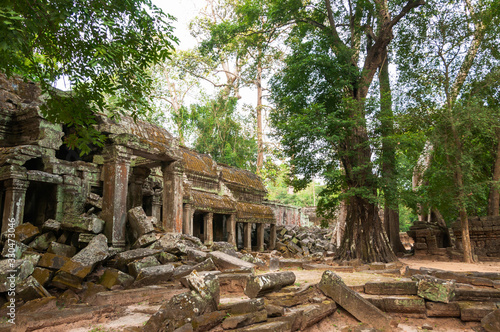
(452, 216, 500, 259)
(0, 74, 277, 251)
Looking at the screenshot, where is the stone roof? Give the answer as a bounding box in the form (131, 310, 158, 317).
(220, 165, 266, 194)
(190, 190, 236, 214)
(181, 147, 218, 179)
(236, 201, 275, 223)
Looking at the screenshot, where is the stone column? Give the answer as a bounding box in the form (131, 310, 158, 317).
(128, 167, 150, 209)
(161, 161, 183, 233)
(256, 223, 265, 252)
(151, 190, 162, 223)
(183, 203, 193, 235)
(54, 185, 65, 221)
(227, 214, 236, 246)
(101, 146, 131, 248)
(204, 212, 213, 245)
(1, 178, 29, 233)
(269, 224, 277, 250)
(243, 222, 252, 251)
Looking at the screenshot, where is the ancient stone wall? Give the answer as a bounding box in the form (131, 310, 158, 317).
(452, 216, 500, 259)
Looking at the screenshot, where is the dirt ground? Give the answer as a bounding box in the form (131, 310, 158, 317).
(59, 258, 499, 332)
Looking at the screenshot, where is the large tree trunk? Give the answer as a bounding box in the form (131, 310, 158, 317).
(256, 54, 264, 173)
(379, 51, 406, 254)
(488, 131, 500, 216)
(337, 196, 397, 263)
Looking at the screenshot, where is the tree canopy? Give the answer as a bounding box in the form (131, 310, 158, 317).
(0, 0, 177, 153)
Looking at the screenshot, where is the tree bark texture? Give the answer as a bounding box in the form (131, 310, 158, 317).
(488, 131, 500, 216)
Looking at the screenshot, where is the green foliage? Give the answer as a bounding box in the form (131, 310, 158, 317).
(263, 162, 323, 207)
(191, 94, 257, 171)
(0, 0, 177, 153)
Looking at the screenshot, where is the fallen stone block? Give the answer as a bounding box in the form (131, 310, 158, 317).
(133, 264, 175, 288)
(42, 219, 61, 233)
(93, 285, 185, 307)
(80, 282, 108, 303)
(132, 233, 157, 248)
(158, 251, 180, 264)
(364, 280, 418, 295)
(221, 309, 268, 329)
(99, 268, 134, 289)
(459, 301, 498, 322)
(278, 258, 305, 268)
(152, 233, 198, 255)
(144, 275, 218, 331)
(362, 294, 426, 315)
(303, 263, 333, 270)
(37, 253, 71, 270)
(77, 233, 96, 248)
(265, 303, 285, 317)
(17, 296, 57, 315)
(264, 284, 317, 307)
(413, 274, 455, 303)
(47, 242, 76, 258)
(219, 298, 265, 314)
(0, 259, 34, 292)
(14, 223, 40, 243)
(454, 286, 500, 302)
(52, 234, 109, 289)
(174, 258, 217, 280)
(57, 289, 80, 306)
(481, 308, 500, 332)
(218, 272, 251, 294)
(245, 271, 296, 298)
(211, 241, 238, 257)
(1, 239, 28, 259)
(31, 267, 53, 287)
(318, 270, 395, 330)
(17, 276, 51, 301)
(112, 248, 162, 269)
(425, 301, 461, 317)
(61, 214, 104, 234)
(127, 256, 160, 278)
(233, 320, 290, 332)
(21, 251, 41, 266)
(209, 251, 256, 272)
(186, 249, 207, 263)
(128, 206, 154, 239)
(185, 270, 220, 309)
(28, 232, 56, 251)
(290, 300, 337, 330)
(189, 310, 225, 332)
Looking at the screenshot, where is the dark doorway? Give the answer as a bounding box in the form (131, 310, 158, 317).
(193, 212, 204, 242)
(213, 214, 227, 242)
(24, 182, 57, 226)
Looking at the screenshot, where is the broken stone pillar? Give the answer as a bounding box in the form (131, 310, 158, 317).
(245, 271, 296, 298)
(204, 212, 214, 245)
(257, 223, 265, 252)
(183, 203, 193, 235)
(161, 161, 183, 232)
(227, 214, 236, 246)
(101, 145, 131, 248)
(128, 167, 150, 209)
(269, 224, 277, 250)
(244, 223, 252, 251)
(151, 190, 162, 223)
(2, 178, 29, 233)
(54, 185, 65, 221)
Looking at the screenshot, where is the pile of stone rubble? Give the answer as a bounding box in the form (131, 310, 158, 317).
(274, 225, 335, 258)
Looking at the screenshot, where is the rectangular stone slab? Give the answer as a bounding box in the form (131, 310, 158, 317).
(364, 280, 418, 295)
(318, 270, 394, 330)
(362, 294, 426, 315)
(208, 251, 255, 272)
(426, 302, 460, 317)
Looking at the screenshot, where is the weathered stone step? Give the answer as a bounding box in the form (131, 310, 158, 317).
(454, 287, 500, 302)
(459, 301, 498, 322)
(93, 284, 184, 306)
(364, 280, 417, 295)
(361, 294, 426, 316)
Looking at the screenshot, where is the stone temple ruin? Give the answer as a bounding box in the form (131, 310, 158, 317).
(0, 73, 281, 252)
(1, 75, 500, 331)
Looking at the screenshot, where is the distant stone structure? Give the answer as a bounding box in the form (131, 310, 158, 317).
(0, 74, 277, 251)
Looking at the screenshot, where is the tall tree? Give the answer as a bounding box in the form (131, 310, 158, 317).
(266, 0, 424, 262)
(0, 0, 176, 153)
(396, 0, 499, 262)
